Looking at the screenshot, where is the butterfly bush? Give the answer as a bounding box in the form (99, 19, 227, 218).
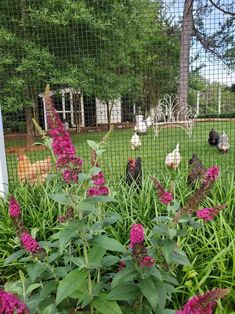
(130, 224, 155, 268)
(8, 198, 43, 255)
(176, 288, 229, 314)
(44, 87, 82, 183)
(151, 177, 173, 205)
(0, 289, 29, 314)
(9, 197, 21, 218)
(20, 232, 41, 253)
(196, 205, 226, 222)
(173, 166, 220, 223)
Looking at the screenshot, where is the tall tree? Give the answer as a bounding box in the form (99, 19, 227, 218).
(176, 0, 235, 119)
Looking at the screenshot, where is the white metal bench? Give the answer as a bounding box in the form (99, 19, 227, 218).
(150, 94, 196, 138)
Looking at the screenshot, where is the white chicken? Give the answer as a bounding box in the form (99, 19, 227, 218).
(217, 131, 230, 154)
(165, 143, 181, 169)
(130, 132, 141, 150)
(134, 120, 147, 134)
(145, 116, 152, 127)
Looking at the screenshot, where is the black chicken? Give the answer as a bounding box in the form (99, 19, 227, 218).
(208, 128, 219, 146)
(187, 154, 206, 186)
(126, 157, 142, 188)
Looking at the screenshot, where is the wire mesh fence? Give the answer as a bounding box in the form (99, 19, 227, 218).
(0, 0, 234, 185)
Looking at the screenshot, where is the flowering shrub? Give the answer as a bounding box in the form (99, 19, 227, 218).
(176, 288, 229, 314)
(0, 289, 29, 314)
(2, 86, 229, 313)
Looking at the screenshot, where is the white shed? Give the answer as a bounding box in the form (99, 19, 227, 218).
(39, 88, 122, 129)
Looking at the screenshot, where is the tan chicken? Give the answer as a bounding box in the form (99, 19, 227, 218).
(17, 154, 52, 184)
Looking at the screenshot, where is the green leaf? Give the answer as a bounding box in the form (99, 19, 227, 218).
(103, 212, 120, 226)
(56, 269, 88, 305)
(4, 249, 25, 266)
(48, 252, 60, 264)
(86, 196, 117, 203)
(39, 280, 57, 299)
(26, 283, 42, 295)
(88, 247, 106, 269)
(152, 216, 171, 223)
(79, 200, 98, 215)
(41, 304, 57, 314)
(111, 267, 137, 288)
(150, 267, 163, 282)
(50, 193, 72, 206)
(94, 235, 126, 253)
(154, 224, 169, 235)
(59, 221, 84, 254)
(106, 283, 140, 301)
(102, 255, 120, 267)
(171, 248, 190, 266)
(78, 172, 90, 182)
(139, 277, 158, 309)
(93, 296, 122, 314)
(161, 240, 176, 263)
(168, 229, 177, 240)
(168, 200, 180, 211)
(90, 167, 102, 176)
(87, 140, 99, 151)
(65, 256, 85, 268)
(27, 263, 49, 281)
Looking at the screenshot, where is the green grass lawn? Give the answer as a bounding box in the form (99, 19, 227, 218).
(5, 120, 235, 182)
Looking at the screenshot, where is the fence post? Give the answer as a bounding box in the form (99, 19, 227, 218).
(0, 106, 8, 199)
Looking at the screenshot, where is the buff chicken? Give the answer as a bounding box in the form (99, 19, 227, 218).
(17, 154, 52, 184)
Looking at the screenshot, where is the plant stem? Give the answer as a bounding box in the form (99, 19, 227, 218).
(83, 239, 94, 314)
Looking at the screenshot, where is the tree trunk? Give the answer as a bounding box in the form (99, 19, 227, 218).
(176, 0, 193, 120)
(73, 92, 81, 133)
(106, 101, 113, 130)
(25, 106, 34, 146)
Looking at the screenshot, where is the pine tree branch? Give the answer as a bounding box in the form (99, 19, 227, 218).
(208, 0, 235, 16)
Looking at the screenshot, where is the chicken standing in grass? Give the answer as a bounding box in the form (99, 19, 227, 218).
(126, 157, 142, 188)
(187, 154, 206, 186)
(17, 154, 52, 183)
(165, 143, 181, 169)
(130, 132, 141, 150)
(217, 131, 230, 154)
(208, 128, 219, 146)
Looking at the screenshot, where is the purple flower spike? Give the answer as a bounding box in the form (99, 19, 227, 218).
(9, 197, 21, 218)
(130, 224, 145, 248)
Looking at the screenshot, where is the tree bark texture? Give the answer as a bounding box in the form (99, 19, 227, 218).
(177, 0, 193, 120)
(25, 106, 34, 146)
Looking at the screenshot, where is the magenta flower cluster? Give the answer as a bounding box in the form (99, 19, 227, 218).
(9, 197, 21, 218)
(9, 197, 42, 254)
(154, 179, 173, 205)
(130, 224, 145, 248)
(0, 289, 29, 314)
(129, 224, 155, 268)
(20, 232, 40, 253)
(45, 93, 83, 184)
(86, 155, 109, 198)
(203, 166, 220, 185)
(196, 205, 225, 222)
(87, 185, 109, 197)
(92, 171, 105, 186)
(176, 288, 229, 314)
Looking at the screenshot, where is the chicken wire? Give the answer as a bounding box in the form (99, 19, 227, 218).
(0, 0, 234, 185)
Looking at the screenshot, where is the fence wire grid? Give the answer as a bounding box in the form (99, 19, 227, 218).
(0, 0, 234, 184)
